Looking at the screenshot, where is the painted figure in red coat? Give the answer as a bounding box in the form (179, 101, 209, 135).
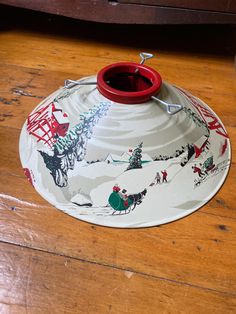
(192, 165, 205, 178)
(113, 184, 121, 193)
(161, 170, 168, 183)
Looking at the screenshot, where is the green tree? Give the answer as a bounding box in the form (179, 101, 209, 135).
(126, 142, 143, 171)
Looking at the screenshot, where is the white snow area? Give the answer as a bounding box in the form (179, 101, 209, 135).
(69, 157, 188, 212)
(89, 159, 181, 208)
(71, 193, 92, 205)
(71, 160, 127, 179)
(66, 147, 228, 227)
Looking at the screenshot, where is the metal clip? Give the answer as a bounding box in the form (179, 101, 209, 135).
(151, 96, 183, 115)
(64, 79, 97, 89)
(139, 52, 154, 65)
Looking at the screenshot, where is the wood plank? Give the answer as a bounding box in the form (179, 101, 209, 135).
(0, 242, 235, 314)
(0, 30, 234, 71)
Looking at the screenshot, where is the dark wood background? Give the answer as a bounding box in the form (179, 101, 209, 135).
(119, 0, 236, 13)
(0, 0, 236, 24)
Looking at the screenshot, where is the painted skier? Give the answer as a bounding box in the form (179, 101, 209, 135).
(155, 172, 161, 184)
(161, 170, 168, 183)
(201, 156, 215, 175)
(149, 171, 161, 186)
(192, 164, 205, 178)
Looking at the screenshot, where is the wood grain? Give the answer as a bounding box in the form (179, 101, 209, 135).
(0, 171, 236, 296)
(0, 8, 235, 313)
(1, 242, 235, 314)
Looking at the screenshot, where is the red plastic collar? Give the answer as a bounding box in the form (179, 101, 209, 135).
(97, 62, 162, 104)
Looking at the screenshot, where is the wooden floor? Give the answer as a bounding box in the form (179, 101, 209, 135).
(0, 6, 235, 314)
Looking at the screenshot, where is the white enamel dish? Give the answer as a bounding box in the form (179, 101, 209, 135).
(19, 63, 231, 228)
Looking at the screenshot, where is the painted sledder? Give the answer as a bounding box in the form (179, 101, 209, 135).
(201, 156, 215, 174)
(108, 185, 147, 215)
(194, 156, 216, 188)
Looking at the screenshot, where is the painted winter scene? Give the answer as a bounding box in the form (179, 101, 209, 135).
(20, 78, 231, 227)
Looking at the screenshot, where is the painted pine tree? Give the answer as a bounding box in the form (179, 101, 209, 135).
(126, 142, 143, 171)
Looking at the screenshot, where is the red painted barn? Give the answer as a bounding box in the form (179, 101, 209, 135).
(27, 102, 70, 147)
(52, 110, 69, 137)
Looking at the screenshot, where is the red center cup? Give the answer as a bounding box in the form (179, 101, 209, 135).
(97, 62, 162, 104)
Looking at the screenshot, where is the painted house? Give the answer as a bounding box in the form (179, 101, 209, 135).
(105, 152, 152, 164)
(52, 110, 70, 137)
